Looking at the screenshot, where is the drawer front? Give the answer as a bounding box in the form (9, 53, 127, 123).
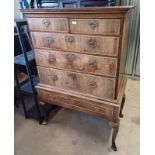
(38, 88, 113, 121)
(31, 32, 119, 56)
(28, 18, 68, 32)
(37, 66, 116, 99)
(70, 19, 121, 35)
(35, 49, 117, 77)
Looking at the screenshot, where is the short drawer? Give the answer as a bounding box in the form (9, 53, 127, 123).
(70, 19, 121, 35)
(37, 88, 114, 121)
(28, 18, 68, 32)
(37, 66, 116, 100)
(35, 49, 117, 77)
(31, 32, 119, 56)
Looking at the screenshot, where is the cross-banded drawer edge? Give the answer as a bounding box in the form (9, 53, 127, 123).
(37, 87, 114, 121)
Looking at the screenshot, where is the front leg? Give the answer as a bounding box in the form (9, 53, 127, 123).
(109, 119, 120, 151)
(119, 94, 126, 118)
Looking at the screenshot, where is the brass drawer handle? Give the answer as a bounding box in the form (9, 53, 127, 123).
(88, 60, 97, 68)
(88, 80, 97, 88)
(66, 54, 76, 62)
(87, 39, 97, 49)
(68, 73, 77, 80)
(48, 54, 56, 63)
(46, 37, 54, 44)
(42, 19, 50, 28)
(43, 36, 55, 47)
(51, 74, 58, 81)
(88, 21, 98, 30)
(65, 36, 75, 44)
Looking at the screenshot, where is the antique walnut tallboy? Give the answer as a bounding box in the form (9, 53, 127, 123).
(21, 6, 133, 151)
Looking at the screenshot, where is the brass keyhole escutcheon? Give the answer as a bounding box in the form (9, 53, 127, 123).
(48, 54, 56, 63)
(43, 36, 55, 47)
(88, 39, 97, 49)
(42, 19, 50, 28)
(88, 21, 98, 30)
(66, 54, 76, 62)
(68, 73, 77, 80)
(88, 79, 97, 88)
(88, 60, 97, 69)
(65, 36, 75, 44)
(46, 37, 54, 44)
(51, 74, 58, 81)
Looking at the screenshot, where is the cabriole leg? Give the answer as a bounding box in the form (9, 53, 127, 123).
(110, 120, 120, 151)
(119, 94, 126, 118)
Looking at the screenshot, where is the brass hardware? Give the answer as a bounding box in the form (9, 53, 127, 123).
(42, 19, 50, 28)
(88, 21, 98, 30)
(88, 80, 97, 88)
(65, 36, 75, 44)
(66, 54, 76, 62)
(51, 74, 58, 81)
(46, 37, 54, 44)
(68, 73, 77, 80)
(44, 36, 54, 47)
(87, 39, 97, 49)
(88, 60, 97, 68)
(48, 54, 56, 63)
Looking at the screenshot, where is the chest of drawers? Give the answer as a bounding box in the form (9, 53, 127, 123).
(21, 6, 133, 151)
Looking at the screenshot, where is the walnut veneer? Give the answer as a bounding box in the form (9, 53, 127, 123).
(21, 6, 133, 151)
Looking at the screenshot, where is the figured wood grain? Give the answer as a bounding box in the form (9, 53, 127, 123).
(37, 88, 114, 121)
(21, 7, 132, 150)
(34, 49, 117, 77)
(36, 78, 127, 122)
(28, 18, 68, 32)
(70, 19, 121, 35)
(31, 32, 119, 56)
(36, 83, 120, 107)
(37, 66, 116, 99)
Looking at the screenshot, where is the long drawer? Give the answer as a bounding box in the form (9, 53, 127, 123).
(37, 88, 114, 121)
(37, 66, 116, 99)
(35, 49, 117, 77)
(31, 32, 119, 56)
(70, 19, 121, 35)
(28, 18, 69, 32)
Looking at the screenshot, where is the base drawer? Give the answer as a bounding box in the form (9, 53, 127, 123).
(37, 88, 114, 121)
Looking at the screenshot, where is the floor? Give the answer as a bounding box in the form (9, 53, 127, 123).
(14, 79, 140, 155)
